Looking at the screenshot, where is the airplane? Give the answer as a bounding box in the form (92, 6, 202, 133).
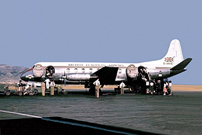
(21, 39, 192, 94)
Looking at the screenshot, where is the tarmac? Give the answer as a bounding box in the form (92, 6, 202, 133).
(0, 86, 202, 135)
(0, 116, 159, 135)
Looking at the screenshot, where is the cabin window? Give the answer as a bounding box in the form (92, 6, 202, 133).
(82, 68, 85, 73)
(89, 68, 93, 73)
(66, 68, 70, 73)
(74, 68, 78, 73)
(119, 68, 122, 74)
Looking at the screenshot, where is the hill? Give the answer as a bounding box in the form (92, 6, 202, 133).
(0, 64, 29, 84)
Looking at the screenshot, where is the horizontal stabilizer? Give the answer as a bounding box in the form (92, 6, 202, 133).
(170, 58, 192, 70)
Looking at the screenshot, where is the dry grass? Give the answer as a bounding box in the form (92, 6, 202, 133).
(61, 85, 202, 92)
(172, 85, 202, 92)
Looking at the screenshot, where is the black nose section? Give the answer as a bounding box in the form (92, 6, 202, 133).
(21, 75, 28, 81)
(20, 67, 34, 82)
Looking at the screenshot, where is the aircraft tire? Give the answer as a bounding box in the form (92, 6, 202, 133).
(29, 92, 34, 96)
(61, 89, 65, 95)
(114, 88, 121, 94)
(53, 87, 58, 95)
(64, 91, 68, 95)
(61, 89, 68, 95)
(5, 90, 11, 96)
(18, 92, 23, 96)
(33, 89, 38, 95)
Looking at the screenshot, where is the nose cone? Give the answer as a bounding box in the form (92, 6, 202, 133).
(20, 75, 29, 82)
(20, 74, 34, 81)
(21, 75, 27, 81)
(20, 68, 34, 82)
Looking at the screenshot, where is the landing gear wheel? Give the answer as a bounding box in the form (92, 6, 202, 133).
(5, 90, 11, 96)
(29, 92, 34, 96)
(18, 92, 23, 96)
(33, 89, 38, 95)
(54, 87, 59, 95)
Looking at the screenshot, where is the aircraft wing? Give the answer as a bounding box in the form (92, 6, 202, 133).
(90, 67, 119, 85)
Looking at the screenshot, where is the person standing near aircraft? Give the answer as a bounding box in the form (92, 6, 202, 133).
(50, 80, 55, 95)
(24, 84, 31, 95)
(146, 81, 150, 94)
(17, 80, 22, 91)
(166, 81, 168, 88)
(156, 80, 162, 94)
(168, 81, 172, 95)
(120, 81, 125, 94)
(93, 78, 100, 98)
(44, 78, 50, 90)
(148, 73, 151, 81)
(163, 81, 167, 96)
(159, 70, 162, 78)
(150, 80, 154, 95)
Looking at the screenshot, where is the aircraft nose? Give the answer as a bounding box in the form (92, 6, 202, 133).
(21, 75, 28, 81)
(20, 67, 34, 81)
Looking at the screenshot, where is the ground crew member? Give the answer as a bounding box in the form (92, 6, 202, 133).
(120, 81, 125, 94)
(163, 81, 167, 95)
(41, 81, 45, 96)
(50, 80, 55, 95)
(159, 70, 162, 77)
(168, 81, 172, 95)
(166, 81, 168, 89)
(150, 81, 154, 95)
(149, 73, 151, 81)
(44, 78, 50, 90)
(156, 80, 161, 94)
(93, 78, 100, 98)
(146, 81, 150, 94)
(24, 84, 31, 95)
(18, 80, 22, 91)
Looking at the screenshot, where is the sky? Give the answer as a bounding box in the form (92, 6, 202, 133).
(0, 1, 201, 85)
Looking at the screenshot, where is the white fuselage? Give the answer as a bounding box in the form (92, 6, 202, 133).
(21, 39, 191, 86)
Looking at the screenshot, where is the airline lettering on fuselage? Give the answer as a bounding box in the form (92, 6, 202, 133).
(68, 64, 84, 67)
(68, 64, 124, 67)
(86, 64, 105, 67)
(108, 64, 124, 67)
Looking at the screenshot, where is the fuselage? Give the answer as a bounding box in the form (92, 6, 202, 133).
(20, 39, 191, 87)
(21, 61, 180, 85)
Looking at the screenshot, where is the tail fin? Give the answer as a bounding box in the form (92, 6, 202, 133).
(162, 39, 184, 66)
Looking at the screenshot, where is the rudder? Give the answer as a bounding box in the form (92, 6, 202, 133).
(162, 39, 184, 66)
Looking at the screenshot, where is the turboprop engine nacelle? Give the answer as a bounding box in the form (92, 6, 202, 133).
(126, 64, 138, 78)
(66, 73, 91, 81)
(33, 64, 44, 78)
(126, 65, 150, 82)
